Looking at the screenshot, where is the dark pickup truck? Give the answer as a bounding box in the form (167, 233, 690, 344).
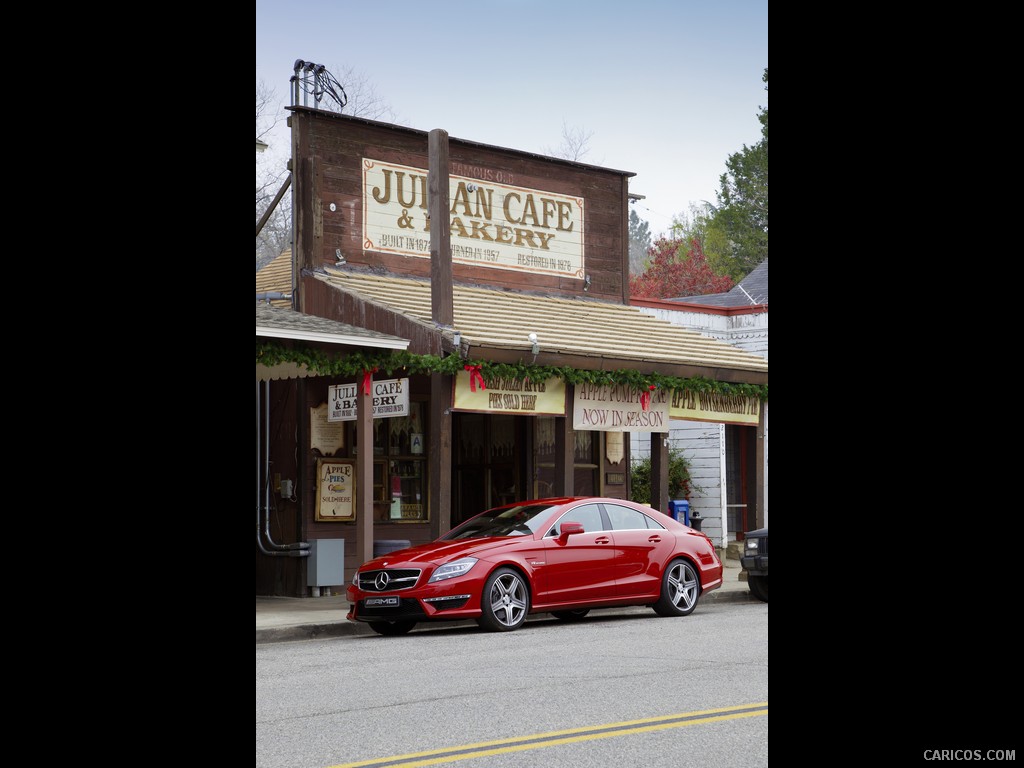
(740, 527, 768, 603)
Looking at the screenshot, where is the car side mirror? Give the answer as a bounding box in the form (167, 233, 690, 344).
(559, 521, 584, 541)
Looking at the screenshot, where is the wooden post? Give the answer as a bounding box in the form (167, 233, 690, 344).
(650, 432, 669, 513)
(356, 373, 374, 565)
(553, 415, 574, 496)
(428, 128, 454, 533)
(429, 129, 453, 327)
(429, 373, 452, 537)
(756, 402, 767, 528)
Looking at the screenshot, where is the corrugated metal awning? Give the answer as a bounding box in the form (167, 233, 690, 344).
(256, 304, 409, 381)
(315, 268, 768, 384)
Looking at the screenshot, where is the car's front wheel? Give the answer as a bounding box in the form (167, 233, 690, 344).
(652, 558, 700, 617)
(368, 620, 416, 636)
(477, 567, 529, 631)
(748, 575, 768, 603)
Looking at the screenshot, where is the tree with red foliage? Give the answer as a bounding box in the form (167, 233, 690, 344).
(629, 237, 734, 299)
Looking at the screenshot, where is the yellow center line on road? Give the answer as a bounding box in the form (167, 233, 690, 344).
(329, 701, 769, 768)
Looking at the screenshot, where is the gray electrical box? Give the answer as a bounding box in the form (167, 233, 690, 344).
(307, 539, 345, 587)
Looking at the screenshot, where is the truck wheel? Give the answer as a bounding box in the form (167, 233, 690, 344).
(748, 575, 768, 603)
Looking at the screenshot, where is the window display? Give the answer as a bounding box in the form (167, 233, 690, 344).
(356, 400, 428, 523)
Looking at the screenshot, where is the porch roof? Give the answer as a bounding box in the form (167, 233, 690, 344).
(313, 268, 768, 384)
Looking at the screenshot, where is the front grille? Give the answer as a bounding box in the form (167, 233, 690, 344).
(757, 537, 768, 555)
(357, 568, 422, 592)
(357, 598, 427, 621)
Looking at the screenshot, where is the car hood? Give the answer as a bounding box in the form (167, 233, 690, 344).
(363, 537, 515, 569)
(746, 527, 768, 538)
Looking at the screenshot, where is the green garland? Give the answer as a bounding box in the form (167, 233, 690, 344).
(256, 340, 768, 401)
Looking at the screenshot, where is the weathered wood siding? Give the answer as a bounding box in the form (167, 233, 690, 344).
(291, 108, 630, 303)
(255, 378, 303, 596)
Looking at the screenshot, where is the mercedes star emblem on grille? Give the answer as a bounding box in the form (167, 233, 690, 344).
(374, 572, 390, 590)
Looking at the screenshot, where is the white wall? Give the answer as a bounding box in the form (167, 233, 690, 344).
(631, 304, 768, 549)
(630, 422, 728, 547)
(638, 307, 768, 361)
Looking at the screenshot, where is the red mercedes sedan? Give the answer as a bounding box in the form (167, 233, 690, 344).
(346, 497, 723, 635)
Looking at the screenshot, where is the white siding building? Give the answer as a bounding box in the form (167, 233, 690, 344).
(631, 260, 768, 549)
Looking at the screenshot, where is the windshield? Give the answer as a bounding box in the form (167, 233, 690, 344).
(442, 504, 557, 539)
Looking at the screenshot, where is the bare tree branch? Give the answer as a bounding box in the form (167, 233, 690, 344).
(543, 120, 595, 162)
(332, 65, 396, 122)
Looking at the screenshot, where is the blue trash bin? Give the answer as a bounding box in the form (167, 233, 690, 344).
(667, 499, 690, 526)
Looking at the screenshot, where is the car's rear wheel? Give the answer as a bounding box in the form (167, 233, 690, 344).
(748, 575, 768, 603)
(477, 567, 529, 631)
(652, 558, 700, 617)
(551, 608, 590, 621)
(368, 620, 416, 636)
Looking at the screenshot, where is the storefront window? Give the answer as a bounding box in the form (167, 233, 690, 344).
(353, 400, 428, 523)
(533, 417, 599, 497)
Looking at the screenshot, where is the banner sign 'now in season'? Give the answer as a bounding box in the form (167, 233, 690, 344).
(452, 371, 566, 415)
(669, 390, 760, 426)
(572, 383, 670, 432)
(362, 158, 585, 279)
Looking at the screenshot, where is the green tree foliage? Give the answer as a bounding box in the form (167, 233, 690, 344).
(709, 68, 768, 281)
(628, 209, 652, 274)
(629, 449, 697, 504)
(629, 237, 733, 299)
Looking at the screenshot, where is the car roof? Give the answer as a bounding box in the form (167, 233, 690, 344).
(493, 496, 644, 508)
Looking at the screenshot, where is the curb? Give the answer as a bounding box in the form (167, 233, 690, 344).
(256, 589, 762, 645)
(257, 622, 362, 644)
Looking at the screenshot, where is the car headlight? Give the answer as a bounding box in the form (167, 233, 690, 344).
(745, 539, 759, 555)
(428, 557, 478, 583)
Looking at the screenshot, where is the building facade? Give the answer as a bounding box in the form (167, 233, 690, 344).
(255, 108, 768, 596)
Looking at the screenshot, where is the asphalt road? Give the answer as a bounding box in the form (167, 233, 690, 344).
(257, 600, 768, 768)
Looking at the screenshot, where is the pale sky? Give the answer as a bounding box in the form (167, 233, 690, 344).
(256, 0, 768, 238)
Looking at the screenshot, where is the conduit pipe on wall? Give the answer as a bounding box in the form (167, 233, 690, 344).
(256, 292, 291, 303)
(256, 380, 309, 557)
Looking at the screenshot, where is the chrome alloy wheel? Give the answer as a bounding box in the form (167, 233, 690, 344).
(666, 560, 698, 611)
(488, 571, 528, 628)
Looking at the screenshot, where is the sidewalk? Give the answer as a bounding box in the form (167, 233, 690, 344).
(257, 558, 759, 644)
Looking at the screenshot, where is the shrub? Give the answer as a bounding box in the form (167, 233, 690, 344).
(629, 448, 697, 505)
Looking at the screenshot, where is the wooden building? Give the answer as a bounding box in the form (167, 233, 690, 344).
(255, 107, 768, 597)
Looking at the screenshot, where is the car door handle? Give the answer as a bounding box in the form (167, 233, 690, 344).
(595, 536, 611, 544)
(648, 536, 662, 542)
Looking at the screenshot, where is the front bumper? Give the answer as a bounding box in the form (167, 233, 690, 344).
(740, 554, 768, 577)
(346, 580, 480, 624)
(347, 594, 473, 623)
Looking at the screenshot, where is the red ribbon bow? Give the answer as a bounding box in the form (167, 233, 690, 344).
(362, 367, 379, 395)
(639, 384, 657, 411)
(464, 364, 486, 392)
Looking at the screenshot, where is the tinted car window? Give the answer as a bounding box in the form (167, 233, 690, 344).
(605, 504, 665, 531)
(551, 503, 605, 535)
(443, 503, 556, 539)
